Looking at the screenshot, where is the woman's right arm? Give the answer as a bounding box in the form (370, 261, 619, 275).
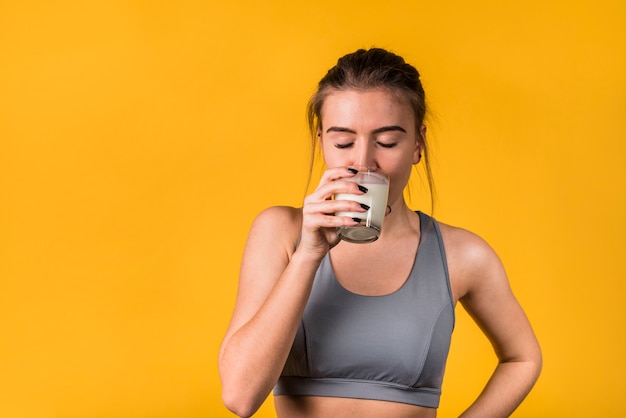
(218, 168, 364, 417)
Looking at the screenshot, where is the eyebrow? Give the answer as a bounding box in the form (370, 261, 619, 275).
(326, 125, 407, 134)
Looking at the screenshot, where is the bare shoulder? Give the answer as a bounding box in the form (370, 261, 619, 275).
(247, 206, 303, 258)
(251, 205, 302, 229)
(436, 221, 507, 302)
(437, 221, 499, 265)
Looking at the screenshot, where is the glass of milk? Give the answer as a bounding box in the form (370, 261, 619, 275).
(335, 167, 389, 243)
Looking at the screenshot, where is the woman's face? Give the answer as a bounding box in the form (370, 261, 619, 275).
(318, 88, 422, 206)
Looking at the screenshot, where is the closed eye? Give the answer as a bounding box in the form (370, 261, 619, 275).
(334, 142, 354, 149)
(377, 142, 398, 148)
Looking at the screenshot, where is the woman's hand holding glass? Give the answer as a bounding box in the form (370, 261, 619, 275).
(299, 167, 366, 259)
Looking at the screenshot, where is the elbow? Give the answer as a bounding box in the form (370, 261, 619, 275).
(529, 336, 543, 378)
(219, 348, 260, 417)
(219, 343, 274, 416)
(519, 340, 543, 388)
(221, 380, 264, 418)
(533, 345, 543, 381)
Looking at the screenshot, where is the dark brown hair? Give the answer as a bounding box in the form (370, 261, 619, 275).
(306, 48, 434, 209)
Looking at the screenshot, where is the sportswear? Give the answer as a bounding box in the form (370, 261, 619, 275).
(274, 211, 455, 408)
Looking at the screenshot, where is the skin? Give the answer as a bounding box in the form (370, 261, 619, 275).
(218, 89, 542, 418)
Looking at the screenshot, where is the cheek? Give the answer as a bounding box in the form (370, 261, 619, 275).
(321, 151, 339, 168)
(319, 141, 338, 167)
(387, 162, 415, 197)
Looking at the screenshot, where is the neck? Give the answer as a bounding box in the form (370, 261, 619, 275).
(376, 199, 420, 241)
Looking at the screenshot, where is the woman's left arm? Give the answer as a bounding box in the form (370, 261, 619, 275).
(445, 227, 542, 418)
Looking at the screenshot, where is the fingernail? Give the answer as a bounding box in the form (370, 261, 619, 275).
(352, 217, 362, 223)
(359, 203, 370, 210)
(347, 167, 358, 174)
(357, 185, 368, 193)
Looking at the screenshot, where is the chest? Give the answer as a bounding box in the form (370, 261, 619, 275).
(290, 253, 454, 387)
(329, 240, 418, 296)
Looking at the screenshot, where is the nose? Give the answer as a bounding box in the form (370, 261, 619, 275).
(352, 139, 376, 169)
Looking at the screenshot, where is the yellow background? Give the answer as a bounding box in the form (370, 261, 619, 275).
(1, 1, 624, 417)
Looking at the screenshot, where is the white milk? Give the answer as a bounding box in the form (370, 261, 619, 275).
(335, 183, 389, 230)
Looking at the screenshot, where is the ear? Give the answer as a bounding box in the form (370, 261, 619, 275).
(316, 123, 324, 142)
(317, 129, 327, 161)
(413, 124, 426, 164)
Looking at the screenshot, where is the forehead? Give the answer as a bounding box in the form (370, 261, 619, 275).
(320, 89, 414, 127)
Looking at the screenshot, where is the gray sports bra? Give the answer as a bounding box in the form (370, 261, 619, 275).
(274, 211, 455, 408)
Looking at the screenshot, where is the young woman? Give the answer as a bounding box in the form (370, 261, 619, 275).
(219, 48, 542, 418)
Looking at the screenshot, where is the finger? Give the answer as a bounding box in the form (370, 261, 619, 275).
(315, 166, 360, 191)
(302, 213, 361, 232)
(303, 199, 367, 218)
(306, 180, 366, 205)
